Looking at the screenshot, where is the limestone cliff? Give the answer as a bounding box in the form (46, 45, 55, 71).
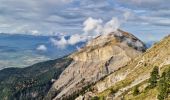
(46, 29, 146, 100)
(77, 35, 170, 100)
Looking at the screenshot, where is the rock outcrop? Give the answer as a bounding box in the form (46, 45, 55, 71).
(78, 35, 170, 100)
(46, 29, 147, 100)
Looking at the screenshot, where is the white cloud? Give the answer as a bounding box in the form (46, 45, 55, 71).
(102, 17, 120, 35)
(50, 34, 87, 49)
(36, 45, 47, 51)
(50, 36, 68, 48)
(83, 17, 121, 36)
(68, 34, 86, 45)
(51, 16, 121, 49)
(31, 30, 39, 35)
(83, 17, 103, 34)
(49, 9, 133, 49)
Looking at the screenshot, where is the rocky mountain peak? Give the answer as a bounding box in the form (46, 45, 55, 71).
(85, 29, 145, 50)
(46, 29, 147, 100)
(70, 29, 146, 62)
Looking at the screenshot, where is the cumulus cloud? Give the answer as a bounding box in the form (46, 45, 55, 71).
(36, 45, 47, 51)
(50, 34, 87, 49)
(51, 13, 131, 49)
(50, 36, 68, 48)
(102, 17, 120, 34)
(83, 17, 122, 36)
(67, 34, 86, 45)
(83, 17, 103, 34)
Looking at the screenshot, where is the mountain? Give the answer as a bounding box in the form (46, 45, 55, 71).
(2, 30, 170, 100)
(75, 35, 170, 100)
(46, 29, 147, 100)
(0, 57, 72, 100)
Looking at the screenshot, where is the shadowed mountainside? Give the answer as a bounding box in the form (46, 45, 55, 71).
(0, 57, 72, 100)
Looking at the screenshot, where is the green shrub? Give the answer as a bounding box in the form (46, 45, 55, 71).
(110, 88, 117, 94)
(92, 96, 104, 100)
(133, 86, 139, 96)
(157, 71, 170, 100)
(148, 66, 159, 88)
(91, 96, 100, 100)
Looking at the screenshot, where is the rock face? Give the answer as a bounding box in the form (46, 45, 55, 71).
(79, 35, 170, 100)
(46, 29, 146, 100)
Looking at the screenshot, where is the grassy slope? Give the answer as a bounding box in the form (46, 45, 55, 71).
(123, 65, 170, 100)
(124, 87, 157, 100)
(0, 57, 72, 100)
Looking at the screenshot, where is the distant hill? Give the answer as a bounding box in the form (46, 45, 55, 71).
(0, 57, 72, 100)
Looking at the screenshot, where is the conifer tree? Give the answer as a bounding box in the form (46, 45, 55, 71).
(149, 66, 159, 88)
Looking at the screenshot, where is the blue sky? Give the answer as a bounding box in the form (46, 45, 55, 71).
(0, 0, 170, 42)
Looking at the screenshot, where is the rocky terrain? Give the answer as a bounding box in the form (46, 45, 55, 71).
(76, 35, 170, 100)
(46, 29, 147, 100)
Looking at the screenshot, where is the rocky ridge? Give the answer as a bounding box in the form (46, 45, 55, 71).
(77, 35, 170, 100)
(46, 29, 147, 100)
